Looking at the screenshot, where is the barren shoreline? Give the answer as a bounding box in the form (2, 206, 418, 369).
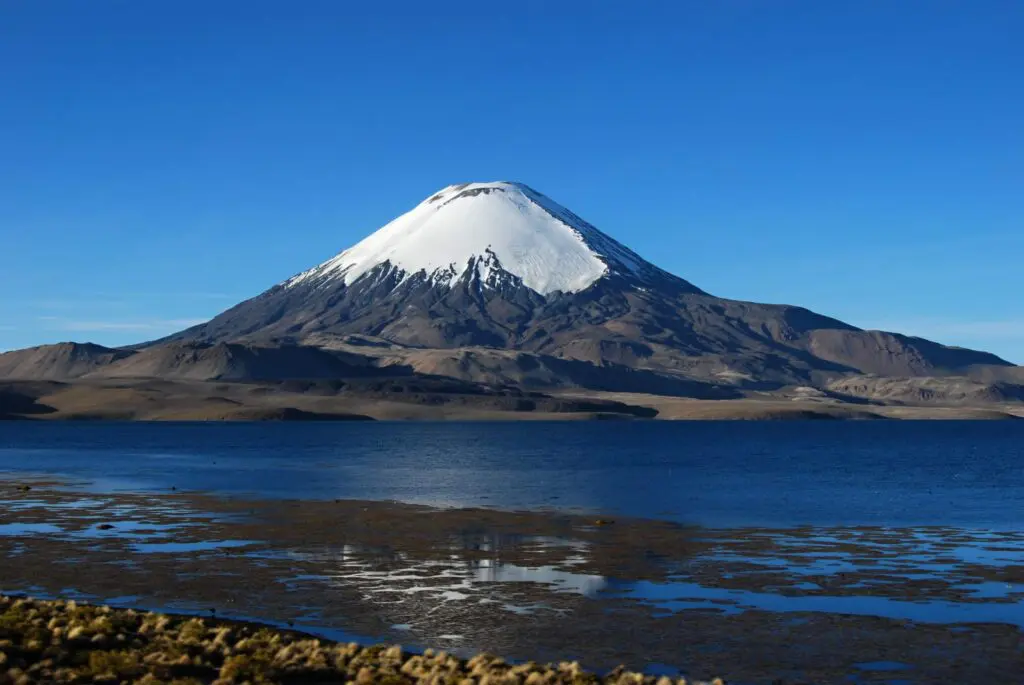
(2, 377, 1023, 422)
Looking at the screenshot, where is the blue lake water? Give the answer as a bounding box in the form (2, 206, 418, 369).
(1, 420, 1023, 528)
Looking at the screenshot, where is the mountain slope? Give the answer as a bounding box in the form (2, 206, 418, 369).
(161, 181, 704, 349)
(828, 375, 1024, 405)
(157, 181, 1009, 388)
(0, 343, 133, 380)
(86, 342, 379, 382)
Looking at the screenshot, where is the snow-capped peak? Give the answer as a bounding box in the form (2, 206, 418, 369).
(286, 181, 658, 296)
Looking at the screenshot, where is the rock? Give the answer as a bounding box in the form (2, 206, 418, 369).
(0, 593, 722, 684)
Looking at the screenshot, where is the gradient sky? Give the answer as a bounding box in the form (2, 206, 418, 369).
(1, 1, 1022, 361)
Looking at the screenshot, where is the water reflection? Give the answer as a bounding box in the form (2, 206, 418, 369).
(0, 522, 63, 536)
(614, 579, 1024, 626)
(293, 540, 609, 619)
(287, 529, 1024, 627)
(471, 559, 607, 596)
(131, 539, 258, 554)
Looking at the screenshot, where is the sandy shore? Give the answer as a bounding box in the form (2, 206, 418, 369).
(4, 378, 1023, 421)
(556, 391, 1024, 421)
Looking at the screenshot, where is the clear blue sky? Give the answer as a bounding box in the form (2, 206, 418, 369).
(1, 1, 1021, 361)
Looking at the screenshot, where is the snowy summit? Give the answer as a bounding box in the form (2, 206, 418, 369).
(286, 181, 655, 296)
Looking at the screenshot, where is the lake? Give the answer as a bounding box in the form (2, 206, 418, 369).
(1, 421, 1022, 683)
(2, 420, 1023, 528)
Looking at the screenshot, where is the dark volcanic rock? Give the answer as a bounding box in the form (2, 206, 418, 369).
(158, 256, 1009, 390)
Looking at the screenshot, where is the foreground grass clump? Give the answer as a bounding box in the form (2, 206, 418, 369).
(0, 595, 722, 684)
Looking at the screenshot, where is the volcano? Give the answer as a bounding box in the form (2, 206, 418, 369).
(150, 181, 1009, 389)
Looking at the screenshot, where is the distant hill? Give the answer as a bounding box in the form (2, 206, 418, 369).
(828, 375, 1024, 405)
(91, 342, 381, 382)
(0, 343, 131, 380)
